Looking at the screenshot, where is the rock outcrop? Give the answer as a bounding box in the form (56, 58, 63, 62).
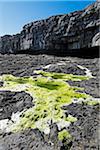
(0, 54, 99, 149)
(0, 2, 100, 54)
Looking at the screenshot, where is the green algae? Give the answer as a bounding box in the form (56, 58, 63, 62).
(34, 70, 90, 81)
(84, 99, 100, 106)
(66, 115, 77, 122)
(0, 71, 92, 138)
(58, 129, 72, 141)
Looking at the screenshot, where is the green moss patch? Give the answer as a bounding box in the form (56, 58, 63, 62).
(58, 129, 72, 141)
(84, 98, 100, 106)
(34, 70, 90, 81)
(0, 70, 94, 139)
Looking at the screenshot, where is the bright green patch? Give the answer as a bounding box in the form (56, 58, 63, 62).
(66, 115, 77, 122)
(0, 71, 91, 138)
(58, 129, 72, 141)
(34, 70, 90, 81)
(84, 99, 100, 106)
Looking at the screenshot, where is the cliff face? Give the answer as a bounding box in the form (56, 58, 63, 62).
(0, 2, 100, 54)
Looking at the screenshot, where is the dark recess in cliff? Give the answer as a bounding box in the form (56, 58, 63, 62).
(15, 46, 99, 58)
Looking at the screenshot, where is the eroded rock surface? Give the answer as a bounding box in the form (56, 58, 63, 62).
(0, 54, 99, 150)
(0, 2, 100, 54)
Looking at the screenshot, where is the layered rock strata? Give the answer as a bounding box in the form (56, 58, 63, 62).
(0, 2, 100, 54)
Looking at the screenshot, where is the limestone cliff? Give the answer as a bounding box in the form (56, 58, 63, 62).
(0, 2, 100, 54)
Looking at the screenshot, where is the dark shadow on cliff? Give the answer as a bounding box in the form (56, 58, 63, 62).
(15, 46, 99, 58)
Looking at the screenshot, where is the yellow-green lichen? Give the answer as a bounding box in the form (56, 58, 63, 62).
(58, 129, 72, 141)
(0, 71, 92, 137)
(34, 70, 90, 81)
(84, 99, 100, 106)
(66, 115, 77, 122)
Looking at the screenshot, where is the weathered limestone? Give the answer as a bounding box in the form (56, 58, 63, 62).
(0, 2, 99, 54)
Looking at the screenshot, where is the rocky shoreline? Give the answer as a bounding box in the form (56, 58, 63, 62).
(0, 1, 99, 149)
(0, 54, 99, 150)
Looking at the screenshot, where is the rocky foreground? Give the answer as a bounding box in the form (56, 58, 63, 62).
(0, 54, 99, 150)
